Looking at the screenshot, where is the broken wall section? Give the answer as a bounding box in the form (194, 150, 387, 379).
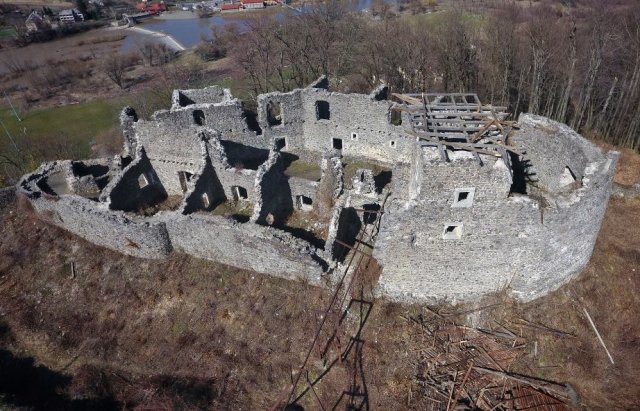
(100, 148, 167, 211)
(325, 199, 362, 262)
(159, 213, 327, 284)
(19, 163, 172, 259)
(512, 114, 603, 192)
(121, 107, 138, 158)
(180, 143, 226, 214)
(251, 150, 293, 225)
(257, 89, 305, 150)
(260, 86, 413, 164)
(171, 86, 229, 109)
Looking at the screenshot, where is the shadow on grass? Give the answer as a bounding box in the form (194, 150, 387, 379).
(0, 349, 119, 411)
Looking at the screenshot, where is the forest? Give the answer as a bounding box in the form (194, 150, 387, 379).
(210, 0, 640, 150)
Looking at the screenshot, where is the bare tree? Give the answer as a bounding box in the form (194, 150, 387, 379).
(102, 54, 126, 89)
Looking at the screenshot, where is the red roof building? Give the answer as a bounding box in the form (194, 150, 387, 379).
(221, 3, 241, 11)
(136, 1, 167, 14)
(241, 0, 265, 9)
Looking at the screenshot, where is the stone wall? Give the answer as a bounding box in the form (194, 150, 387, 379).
(251, 150, 293, 225)
(181, 157, 226, 214)
(257, 89, 305, 150)
(120, 107, 138, 158)
(508, 151, 618, 300)
(325, 201, 362, 261)
(374, 119, 619, 304)
(512, 113, 602, 192)
(101, 148, 167, 211)
(19, 162, 172, 259)
(171, 86, 228, 108)
(158, 213, 327, 284)
(258, 86, 413, 165)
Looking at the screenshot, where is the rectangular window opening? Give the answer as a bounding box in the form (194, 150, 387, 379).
(275, 137, 286, 151)
(178, 171, 193, 193)
(232, 185, 248, 201)
(390, 107, 403, 125)
(138, 174, 149, 188)
(297, 195, 313, 211)
(266, 101, 282, 126)
(442, 224, 463, 240)
(452, 188, 475, 208)
(193, 109, 205, 126)
(332, 138, 343, 150)
(316, 100, 330, 120)
(201, 193, 210, 208)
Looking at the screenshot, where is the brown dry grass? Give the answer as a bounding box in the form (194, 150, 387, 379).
(593, 143, 640, 186)
(0, 152, 639, 409)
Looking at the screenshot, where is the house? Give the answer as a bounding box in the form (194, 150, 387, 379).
(135, 1, 167, 14)
(58, 9, 84, 24)
(25, 10, 51, 32)
(241, 0, 265, 9)
(221, 3, 241, 12)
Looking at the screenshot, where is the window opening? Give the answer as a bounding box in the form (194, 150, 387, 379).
(452, 188, 475, 208)
(266, 101, 282, 126)
(193, 110, 205, 126)
(332, 138, 343, 150)
(178, 171, 193, 193)
(232, 186, 248, 201)
(201, 193, 210, 208)
(138, 174, 149, 188)
(390, 107, 403, 125)
(275, 137, 286, 151)
(297, 195, 313, 211)
(442, 224, 463, 240)
(316, 100, 330, 120)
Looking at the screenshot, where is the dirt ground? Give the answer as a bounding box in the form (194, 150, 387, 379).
(0, 151, 639, 410)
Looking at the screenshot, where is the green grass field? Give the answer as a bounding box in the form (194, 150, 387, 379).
(1, 99, 123, 147)
(0, 98, 127, 185)
(0, 27, 17, 39)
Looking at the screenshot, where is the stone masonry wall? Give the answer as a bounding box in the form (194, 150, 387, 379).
(181, 157, 226, 214)
(508, 151, 619, 300)
(101, 148, 167, 211)
(158, 213, 327, 284)
(375, 151, 523, 303)
(512, 113, 602, 192)
(257, 89, 305, 151)
(300, 88, 412, 165)
(19, 162, 172, 259)
(251, 150, 293, 225)
(375, 127, 618, 304)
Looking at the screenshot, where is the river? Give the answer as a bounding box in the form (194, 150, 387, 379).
(121, 0, 387, 51)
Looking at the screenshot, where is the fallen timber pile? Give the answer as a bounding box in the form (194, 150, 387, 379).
(393, 93, 521, 177)
(404, 306, 574, 411)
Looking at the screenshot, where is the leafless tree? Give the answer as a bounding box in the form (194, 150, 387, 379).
(102, 54, 126, 89)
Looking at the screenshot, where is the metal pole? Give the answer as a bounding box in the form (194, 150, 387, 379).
(4, 92, 21, 122)
(0, 118, 20, 154)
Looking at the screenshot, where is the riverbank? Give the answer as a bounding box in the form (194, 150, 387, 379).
(125, 26, 186, 52)
(155, 10, 200, 20)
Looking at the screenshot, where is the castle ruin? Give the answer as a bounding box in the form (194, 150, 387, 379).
(17, 76, 619, 303)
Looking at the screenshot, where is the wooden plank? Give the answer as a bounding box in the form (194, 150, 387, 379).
(391, 93, 423, 105)
(407, 130, 522, 155)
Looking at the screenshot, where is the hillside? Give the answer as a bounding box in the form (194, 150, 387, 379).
(0, 150, 638, 409)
